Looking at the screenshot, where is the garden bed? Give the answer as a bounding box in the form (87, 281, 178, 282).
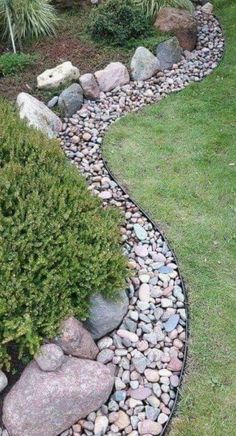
(0, 5, 162, 102)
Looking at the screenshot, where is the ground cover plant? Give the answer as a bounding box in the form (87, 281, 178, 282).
(0, 100, 127, 370)
(0, 52, 37, 76)
(103, 1, 236, 434)
(87, 0, 153, 47)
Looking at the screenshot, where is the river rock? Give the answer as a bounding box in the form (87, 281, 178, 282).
(84, 291, 129, 339)
(80, 73, 100, 100)
(16, 92, 62, 139)
(3, 358, 114, 436)
(95, 62, 130, 92)
(138, 419, 162, 435)
(35, 344, 65, 371)
(56, 317, 99, 359)
(58, 83, 83, 117)
(156, 37, 183, 70)
(37, 61, 80, 89)
(94, 415, 109, 435)
(155, 7, 197, 51)
(131, 47, 160, 81)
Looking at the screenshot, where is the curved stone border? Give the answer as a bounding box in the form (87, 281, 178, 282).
(58, 8, 224, 436)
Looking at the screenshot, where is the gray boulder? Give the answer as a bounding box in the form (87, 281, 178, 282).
(84, 291, 129, 339)
(3, 357, 114, 436)
(56, 317, 99, 359)
(16, 92, 62, 139)
(130, 47, 160, 81)
(58, 83, 83, 117)
(156, 37, 182, 70)
(79, 73, 100, 100)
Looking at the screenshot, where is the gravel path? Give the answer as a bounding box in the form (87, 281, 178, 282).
(58, 8, 224, 436)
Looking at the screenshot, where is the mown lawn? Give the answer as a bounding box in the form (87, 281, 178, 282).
(103, 1, 236, 435)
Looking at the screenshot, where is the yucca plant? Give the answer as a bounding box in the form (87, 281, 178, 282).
(133, 0, 194, 21)
(0, 0, 58, 51)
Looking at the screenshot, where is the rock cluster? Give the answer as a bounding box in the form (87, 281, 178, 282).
(54, 8, 222, 436)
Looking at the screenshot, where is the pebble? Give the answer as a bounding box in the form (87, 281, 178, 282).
(133, 224, 147, 240)
(117, 330, 139, 343)
(129, 387, 152, 400)
(97, 349, 114, 364)
(164, 314, 180, 332)
(144, 369, 160, 382)
(114, 411, 130, 430)
(138, 420, 162, 435)
(94, 415, 109, 435)
(138, 284, 150, 302)
(97, 337, 113, 350)
(134, 245, 148, 258)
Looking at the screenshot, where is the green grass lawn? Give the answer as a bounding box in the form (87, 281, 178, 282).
(103, 1, 236, 435)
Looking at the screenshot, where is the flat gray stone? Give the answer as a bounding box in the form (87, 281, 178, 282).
(156, 37, 182, 70)
(84, 291, 129, 339)
(16, 92, 62, 139)
(58, 83, 83, 117)
(164, 314, 180, 332)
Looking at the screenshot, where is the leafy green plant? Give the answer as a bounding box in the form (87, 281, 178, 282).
(0, 100, 128, 370)
(0, 52, 37, 76)
(133, 0, 194, 20)
(87, 0, 152, 47)
(0, 0, 58, 50)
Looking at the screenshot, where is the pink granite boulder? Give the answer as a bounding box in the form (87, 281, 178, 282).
(3, 357, 114, 436)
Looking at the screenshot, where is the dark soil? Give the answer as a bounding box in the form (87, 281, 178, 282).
(0, 7, 131, 103)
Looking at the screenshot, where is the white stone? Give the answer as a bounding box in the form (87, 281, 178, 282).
(16, 92, 62, 139)
(117, 330, 139, 343)
(138, 284, 150, 302)
(37, 61, 80, 90)
(94, 415, 109, 435)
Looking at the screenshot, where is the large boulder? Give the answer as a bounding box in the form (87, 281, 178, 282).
(58, 83, 83, 117)
(3, 357, 114, 436)
(84, 291, 129, 339)
(79, 73, 100, 100)
(155, 7, 197, 51)
(156, 37, 183, 70)
(56, 317, 99, 359)
(16, 92, 62, 139)
(95, 62, 130, 92)
(37, 61, 80, 90)
(130, 47, 160, 81)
